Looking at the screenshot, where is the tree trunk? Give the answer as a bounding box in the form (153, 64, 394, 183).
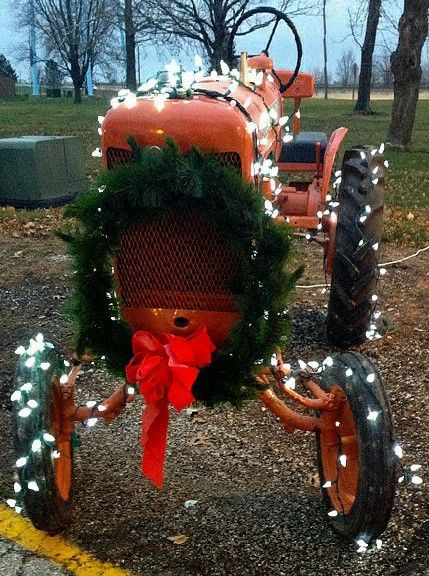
(70, 50, 83, 104)
(387, 0, 429, 148)
(124, 0, 137, 90)
(353, 0, 382, 114)
(323, 0, 328, 99)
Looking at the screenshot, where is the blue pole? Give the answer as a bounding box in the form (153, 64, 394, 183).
(29, 0, 39, 96)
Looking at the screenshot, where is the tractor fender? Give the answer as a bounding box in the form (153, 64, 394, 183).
(321, 127, 348, 202)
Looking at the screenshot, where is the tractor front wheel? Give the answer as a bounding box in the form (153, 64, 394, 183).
(326, 145, 385, 347)
(317, 352, 396, 542)
(12, 340, 74, 534)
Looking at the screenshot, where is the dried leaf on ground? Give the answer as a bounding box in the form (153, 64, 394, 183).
(167, 534, 189, 545)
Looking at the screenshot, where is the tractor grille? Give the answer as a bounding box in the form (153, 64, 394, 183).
(213, 151, 242, 171)
(106, 147, 241, 171)
(116, 211, 240, 312)
(106, 147, 133, 169)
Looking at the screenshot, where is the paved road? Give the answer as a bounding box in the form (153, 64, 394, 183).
(0, 538, 70, 576)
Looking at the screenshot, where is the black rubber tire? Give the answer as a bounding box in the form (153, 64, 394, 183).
(11, 340, 74, 534)
(316, 352, 396, 542)
(327, 145, 385, 347)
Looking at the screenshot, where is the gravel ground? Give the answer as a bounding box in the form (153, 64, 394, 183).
(0, 232, 428, 576)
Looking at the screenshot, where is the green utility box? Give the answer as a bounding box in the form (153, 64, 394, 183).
(0, 135, 86, 208)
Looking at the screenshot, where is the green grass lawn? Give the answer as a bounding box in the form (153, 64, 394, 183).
(0, 95, 428, 243)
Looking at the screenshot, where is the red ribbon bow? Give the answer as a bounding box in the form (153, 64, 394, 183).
(125, 326, 215, 488)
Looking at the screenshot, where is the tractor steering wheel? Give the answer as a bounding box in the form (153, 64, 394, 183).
(228, 6, 303, 93)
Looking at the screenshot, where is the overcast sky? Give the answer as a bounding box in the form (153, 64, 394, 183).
(0, 0, 403, 83)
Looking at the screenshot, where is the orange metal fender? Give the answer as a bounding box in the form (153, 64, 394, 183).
(321, 127, 347, 275)
(321, 127, 348, 203)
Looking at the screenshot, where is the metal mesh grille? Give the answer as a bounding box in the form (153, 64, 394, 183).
(213, 152, 242, 170)
(106, 147, 133, 169)
(116, 211, 240, 312)
(106, 147, 241, 171)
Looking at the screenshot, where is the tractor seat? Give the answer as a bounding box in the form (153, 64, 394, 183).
(279, 131, 328, 165)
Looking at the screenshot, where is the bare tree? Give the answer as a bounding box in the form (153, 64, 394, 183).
(387, 1, 429, 148)
(350, 0, 382, 113)
(20, 0, 113, 103)
(336, 49, 355, 88)
(372, 48, 393, 88)
(140, 0, 317, 71)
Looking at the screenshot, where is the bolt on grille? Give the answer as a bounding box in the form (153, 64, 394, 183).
(115, 211, 240, 312)
(106, 147, 241, 171)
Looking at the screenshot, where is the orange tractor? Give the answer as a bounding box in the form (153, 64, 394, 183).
(10, 7, 397, 549)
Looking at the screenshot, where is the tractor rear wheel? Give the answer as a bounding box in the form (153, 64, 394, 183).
(11, 341, 74, 534)
(316, 352, 396, 542)
(327, 145, 385, 347)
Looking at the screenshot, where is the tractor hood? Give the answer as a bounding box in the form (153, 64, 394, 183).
(101, 78, 282, 181)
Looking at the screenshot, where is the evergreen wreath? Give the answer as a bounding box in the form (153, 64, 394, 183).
(58, 139, 302, 406)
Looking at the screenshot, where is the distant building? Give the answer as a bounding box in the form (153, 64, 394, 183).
(0, 75, 15, 96)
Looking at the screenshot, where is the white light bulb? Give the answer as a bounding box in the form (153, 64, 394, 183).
(371, 295, 378, 302)
(323, 356, 334, 367)
(15, 345, 26, 355)
(283, 134, 293, 144)
(379, 268, 387, 276)
(40, 362, 50, 371)
(339, 454, 347, 467)
(335, 421, 340, 427)
(322, 480, 332, 488)
(379, 143, 385, 154)
(246, 122, 257, 133)
(220, 60, 230, 75)
(359, 215, 367, 223)
(97, 404, 107, 412)
(52, 450, 61, 459)
(376, 539, 382, 549)
(98, 115, 105, 125)
(43, 433, 56, 443)
(25, 357, 35, 368)
(367, 373, 375, 383)
(86, 417, 98, 427)
(278, 116, 289, 126)
(264, 200, 273, 211)
(372, 166, 379, 175)
(328, 510, 338, 517)
(60, 375, 68, 384)
(373, 178, 379, 185)
(285, 377, 296, 390)
(28, 481, 39, 492)
(410, 464, 422, 472)
(86, 400, 97, 408)
(411, 475, 423, 485)
(11, 391, 22, 401)
(16, 457, 28, 468)
(27, 400, 38, 409)
(345, 368, 353, 377)
(13, 482, 21, 493)
(360, 151, 366, 160)
(92, 148, 102, 158)
(6, 499, 16, 508)
(127, 386, 136, 396)
(356, 539, 368, 548)
(384, 160, 389, 168)
(367, 410, 379, 421)
(31, 439, 42, 452)
(18, 407, 32, 418)
(394, 444, 403, 458)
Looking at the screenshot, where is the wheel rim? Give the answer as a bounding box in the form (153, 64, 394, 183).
(319, 385, 359, 514)
(50, 378, 72, 502)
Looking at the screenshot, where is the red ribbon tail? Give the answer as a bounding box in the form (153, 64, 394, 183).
(141, 399, 170, 489)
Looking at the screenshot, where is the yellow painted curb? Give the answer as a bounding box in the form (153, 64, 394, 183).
(0, 504, 135, 576)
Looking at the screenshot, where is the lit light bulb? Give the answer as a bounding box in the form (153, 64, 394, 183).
(345, 368, 353, 377)
(339, 454, 347, 467)
(25, 357, 35, 368)
(127, 387, 136, 396)
(393, 443, 403, 458)
(11, 391, 22, 401)
(43, 433, 56, 443)
(328, 510, 338, 517)
(18, 407, 32, 418)
(27, 481, 39, 492)
(40, 362, 50, 371)
(367, 410, 379, 421)
(15, 346, 26, 355)
(322, 480, 332, 488)
(411, 476, 423, 485)
(13, 482, 21, 493)
(367, 373, 375, 383)
(31, 439, 42, 452)
(86, 418, 98, 427)
(27, 400, 38, 409)
(92, 148, 102, 158)
(16, 457, 28, 468)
